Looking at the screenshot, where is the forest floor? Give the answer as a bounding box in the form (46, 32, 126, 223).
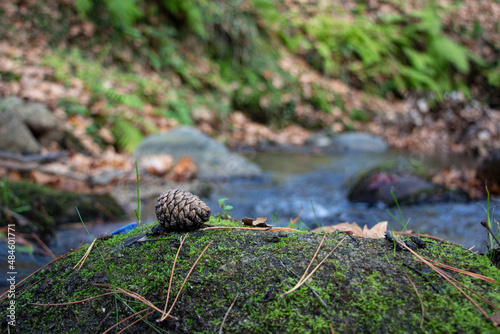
(0, 0, 499, 198)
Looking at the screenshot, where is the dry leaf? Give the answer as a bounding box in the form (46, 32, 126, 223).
(288, 206, 303, 229)
(311, 221, 388, 238)
(241, 217, 271, 227)
(172, 156, 197, 182)
(140, 154, 174, 176)
(30, 170, 60, 186)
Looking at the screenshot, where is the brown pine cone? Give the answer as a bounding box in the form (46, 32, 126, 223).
(155, 189, 211, 231)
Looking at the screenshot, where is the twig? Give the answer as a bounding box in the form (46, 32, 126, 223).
(395, 231, 463, 248)
(0, 160, 88, 181)
(330, 323, 335, 334)
(279, 259, 327, 307)
(281, 235, 347, 298)
(219, 293, 240, 334)
(159, 240, 214, 322)
(405, 273, 425, 329)
(199, 226, 298, 232)
(481, 220, 500, 247)
(0, 150, 68, 162)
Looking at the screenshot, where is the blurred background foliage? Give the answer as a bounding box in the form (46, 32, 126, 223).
(3, 0, 498, 152)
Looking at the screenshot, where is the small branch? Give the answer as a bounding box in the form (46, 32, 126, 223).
(481, 220, 500, 247)
(0, 160, 89, 181)
(219, 293, 240, 334)
(0, 150, 68, 162)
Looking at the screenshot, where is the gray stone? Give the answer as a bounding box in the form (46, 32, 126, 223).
(348, 171, 435, 206)
(331, 132, 388, 153)
(0, 96, 64, 154)
(19, 101, 64, 146)
(0, 97, 41, 154)
(134, 126, 262, 180)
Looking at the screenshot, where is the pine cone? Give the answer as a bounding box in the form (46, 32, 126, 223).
(155, 189, 211, 231)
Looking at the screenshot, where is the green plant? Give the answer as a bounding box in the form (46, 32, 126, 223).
(481, 186, 500, 252)
(134, 161, 141, 225)
(386, 188, 410, 231)
(0, 177, 31, 224)
(112, 117, 144, 153)
(216, 198, 233, 219)
(281, 1, 480, 99)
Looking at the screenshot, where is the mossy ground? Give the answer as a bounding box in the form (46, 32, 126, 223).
(1, 217, 499, 333)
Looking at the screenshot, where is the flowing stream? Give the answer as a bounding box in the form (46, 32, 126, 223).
(1, 150, 494, 291)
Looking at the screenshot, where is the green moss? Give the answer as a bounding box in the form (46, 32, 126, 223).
(0, 181, 125, 239)
(1, 224, 499, 333)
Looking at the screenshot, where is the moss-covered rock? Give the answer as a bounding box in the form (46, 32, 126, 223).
(1, 217, 499, 333)
(347, 161, 469, 206)
(0, 181, 126, 239)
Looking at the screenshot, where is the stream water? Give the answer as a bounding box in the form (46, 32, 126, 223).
(1, 150, 495, 292)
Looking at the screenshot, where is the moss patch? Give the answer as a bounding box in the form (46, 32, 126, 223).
(1, 217, 499, 333)
(0, 181, 125, 239)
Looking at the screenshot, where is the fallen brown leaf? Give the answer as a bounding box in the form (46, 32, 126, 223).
(311, 221, 388, 238)
(241, 217, 271, 228)
(172, 156, 197, 182)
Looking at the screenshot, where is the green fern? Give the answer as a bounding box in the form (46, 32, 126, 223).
(112, 118, 144, 153)
(74, 0, 92, 18)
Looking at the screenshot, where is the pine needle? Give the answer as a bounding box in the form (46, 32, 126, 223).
(281, 235, 347, 298)
(102, 307, 151, 334)
(30, 232, 56, 260)
(162, 233, 189, 317)
(418, 257, 499, 285)
(0, 246, 82, 301)
(405, 273, 425, 328)
(396, 238, 490, 319)
(73, 238, 97, 270)
(95, 284, 173, 319)
(219, 293, 240, 334)
(299, 231, 328, 284)
(117, 308, 155, 334)
(31, 292, 115, 306)
(158, 240, 214, 322)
